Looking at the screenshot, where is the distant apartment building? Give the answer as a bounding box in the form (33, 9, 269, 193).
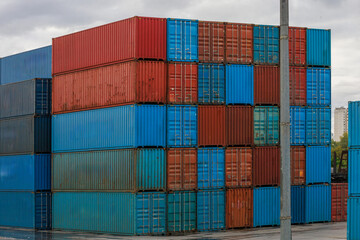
(333, 107, 348, 142)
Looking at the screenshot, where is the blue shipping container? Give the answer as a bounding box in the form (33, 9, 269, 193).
(290, 106, 306, 145)
(291, 186, 305, 224)
(307, 29, 331, 67)
(197, 148, 225, 189)
(254, 106, 279, 146)
(197, 189, 225, 231)
(306, 146, 331, 184)
(305, 185, 331, 223)
(52, 104, 166, 153)
(306, 68, 331, 106)
(306, 107, 331, 145)
(348, 101, 360, 148)
(198, 63, 225, 104)
(167, 19, 198, 62)
(167, 105, 197, 147)
(348, 197, 360, 240)
(0, 154, 50, 191)
(226, 64, 254, 105)
(0, 191, 51, 229)
(253, 25, 279, 64)
(0, 46, 52, 85)
(253, 187, 280, 227)
(349, 148, 360, 197)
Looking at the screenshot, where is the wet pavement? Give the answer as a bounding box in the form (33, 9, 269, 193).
(0, 222, 346, 240)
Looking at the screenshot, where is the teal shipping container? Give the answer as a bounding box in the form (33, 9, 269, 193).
(305, 185, 331, 223)
(348, 197, 360, 239)
(254, 106, 279, 146)
(307, 29, 331, 67)
(348, 101, 360, 148)
(198, 63, 225, 104)
(253, 25, 279, 64)
(291, 186, 305, 224)
(253, 187, 280, 227)
(349, 148, 360, 196)
(197, 189, 225, 231)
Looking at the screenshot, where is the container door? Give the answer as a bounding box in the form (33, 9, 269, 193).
(167, 106, 183, 147)
(182, 106, 197, 147)
(211, 64, 225, 104)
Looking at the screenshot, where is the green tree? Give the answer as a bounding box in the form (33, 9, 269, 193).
(331, 132, 348, 171)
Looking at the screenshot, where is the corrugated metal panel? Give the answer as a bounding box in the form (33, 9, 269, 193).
(253, 25, 279, 65)
(226, 106, 254, 146)
(331, 183, 348, 222)
(289, 27, 306, 66)
(254, 65, 280, 105)
(253, 187, 280, 227)
(305, 185, 331, 223)
(349, 148, 360, 197)
(197, 189, 225, 231)
(225, 23, 253, 64)
(0, 46, 51, 85)
(198, 106, 226, 146)
(254, 106, 279, 146)
(289, 66, 306, 106)
(198, 148, 225, 189)
(52, 104, 166, 152)
(226, 188, 253, 228)
(348, 197, 360, 239)
(306, 146, 331, 184)
(291, 186, 305, 224)
(167, 191, 197, 233)
(0, 78, 51, 118)
(225, 147, 252, 187)
(0, 154, 50, 191)
(349, 101, 360, 148)
(306, 29, 331, 67)
(253, 147, 280, 186)
(167, 105, 197, 147)
(226, 64, 254, 105)
(52, 149, 165, 191)
(306, 68, 331, 106)
(198, 21, 225, 62)
(198, 63, 225, 104)
(306, 107, 331, 145)
(167, 19, 198, 62)
(0, 191, 51, 229)
(290, 106, 306, 145)
(291, 146, 306, 185)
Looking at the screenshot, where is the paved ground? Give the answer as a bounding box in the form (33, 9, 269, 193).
(0, 222, 346, 240)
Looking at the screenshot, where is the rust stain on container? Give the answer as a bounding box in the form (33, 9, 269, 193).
(225, 23, 253, 64)
(289, 27, 306, 66)
(253, 147, 280, 186)
(198, 106, 226, 147)
(291, 146, 306, 185)
(226, 188, 253, 228)
(198, 21, 225, 62)
(331, 183, 348, 222)
(290, 66, 306, 106)
(254, 65, 280, 105)
(226, 106, 253, 146)
(225, 147, 252, 188)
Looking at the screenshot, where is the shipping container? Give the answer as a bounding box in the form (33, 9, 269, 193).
(225, 147, 252, 187)
(253, 187, 280, 227)
(53, 17, 166, 75)
(306, 68, 331, 106)
(253, 25, 279, 64)
(254, 65, 280, 105)
(0, 154, 50, 191)
(167, 191, 197, 233)
(289, 27, 306, 66)
(306, 29, 331, 67)
(52, 61, 166, 114)
(291, 146, 306, 185)
(168, 62, 198, 104)
(225, 64, 254, 105)
(306, 146, 331, 184)
(226, 106, 254, 146)
(348, 197, 360, 239)
(226, 188, 253, 228)
(0, 115, 51, 155)
(167, 18, 198, 62)
(306, 107, 331, 145)
(198, 21, 225, 62)
(254, 106, 279, 146)
(167, 148, 197, 191)
(167, 105, 197, 147)
(198, 106, 226, 146)
(52, 149, 165, 191)
(197, 189, 225, 231)
(331, 183, 348, 222)
(289, 66, 306, 106)
(0, 46, 51, 85)
(349, 148, 360, 196)
(290, 106, 306, 145)
(291, 186, 305, 224)
(349, 101, 360, 148)
(52, 104, 166, 153)
(253, 147, 280, 186)
(52, 192, 166, 235)
(198, 63, 225, 104)
(198, 148, 225, 189)
(0, 78, 51, 119)
(225, 23, 253, 64)
(0, 191, 51, 229)
(305, 184, 331, 223)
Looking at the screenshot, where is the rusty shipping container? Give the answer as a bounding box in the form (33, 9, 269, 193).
(198, 106, 226, 147)
(167, 62, 198, 104)
(291, 146, 306, 185)
(198, 21, 225, 62)
(167, 148, 197, 191)
(225, 23, 253, 64)
(254, 66, 280, 105)
(253, 147, 280, 186)
(290, 66, 307, 106)
(52, 60, 166, 114)
(289, 27, 306, 66)
(331, 183, 348, 222)
(226, 188, 253, 228)
(225, 147, 252, 188)
(52, 16, 166, 75)
(226, 106, 253, 146)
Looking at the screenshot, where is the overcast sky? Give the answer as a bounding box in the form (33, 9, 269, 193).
(0, 0, 359, 128)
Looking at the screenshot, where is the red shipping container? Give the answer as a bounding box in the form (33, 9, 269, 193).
(52, 60, 166, 114)
(226, 106, 253, 146)
(168, 62, 198, 104)
(198, 21, 225, 62)
(198, 106, 226, 147)
(254, 65, 280, 105)
(331, 183, 348, 222)
(225, 148, 252, 187)
(289, 27, 306, 66)
(226, 188, 253, 228)
(52, 16, 166, 75)
(253, 147, 280, 186)
(225, 23, 253, 64)
(167, 148, 197, 191)
(290, 66, 306, 106)
(291, 146, 306, 185)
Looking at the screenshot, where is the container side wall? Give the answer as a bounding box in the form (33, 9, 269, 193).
(198, 106, 226, 146)
(349, 102, 360, 148)
(349, 149, 360, 196)
(226, 64, 254, 105)
(305, 185, 331, 223)
(226, 106, 254, 146)
(254, 66, 280, 105)
(253, 147, 280, 186)
(291, 186, 305, 224)
(348, 197, 360, 239)
(306, 146, 331, 184)
(253, 187, 280, 227)
(306, 29, 331, 67)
